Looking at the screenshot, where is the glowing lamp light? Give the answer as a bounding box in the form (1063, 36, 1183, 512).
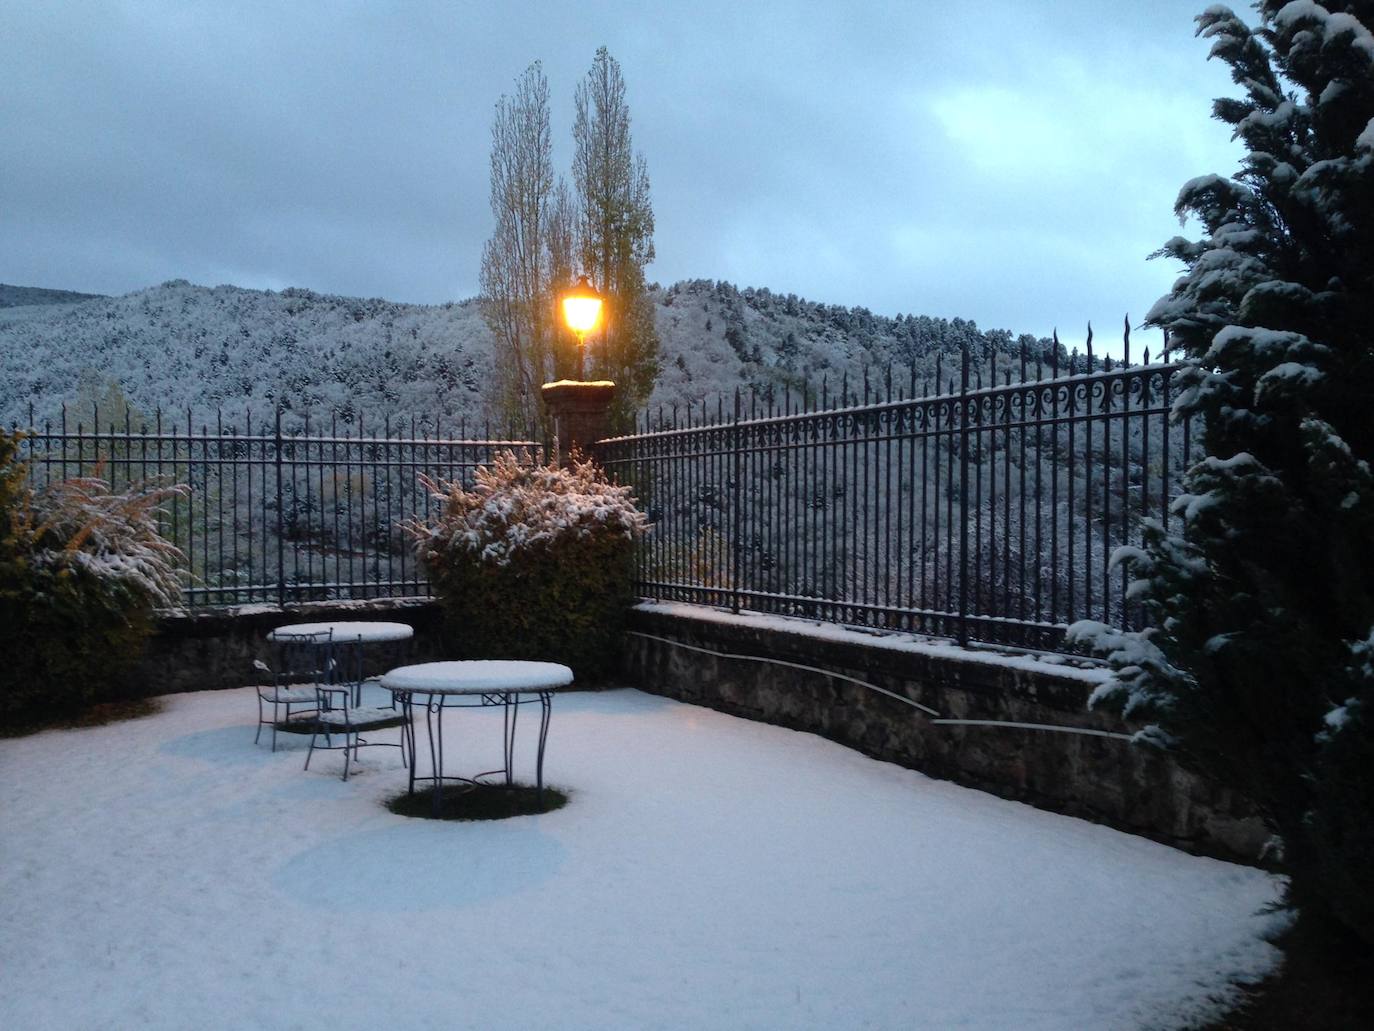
(561, 275, 603, 381)
(562, 275, 602, 337)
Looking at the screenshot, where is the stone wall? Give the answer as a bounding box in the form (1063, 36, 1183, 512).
(134, 598, 447, 696)
(622, 601, 1268, 863)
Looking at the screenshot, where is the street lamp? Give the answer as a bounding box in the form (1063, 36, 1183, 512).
(561, 275, 602, 381)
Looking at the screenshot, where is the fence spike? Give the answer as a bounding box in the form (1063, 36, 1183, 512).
(1086, 322, 1094, 367)
(1051, 331, 1059, 377)
(1163, 326, 1171, 360)
(841, 371, 849, 407)
(1144, 346, 1151, 365)
(1123, 314, 1131, 366)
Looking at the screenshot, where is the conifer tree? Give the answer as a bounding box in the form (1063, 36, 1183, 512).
(1071, 2, 1374, 943)
(573, 46, 660, 430)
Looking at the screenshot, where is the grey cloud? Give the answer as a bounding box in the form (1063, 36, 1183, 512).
(4, 0, 1242, 344)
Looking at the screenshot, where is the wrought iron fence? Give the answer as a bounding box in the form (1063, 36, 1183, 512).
(14, 404, 538, 607)
(597, 335, 1202, 651)
(12, 331, 1203, 652)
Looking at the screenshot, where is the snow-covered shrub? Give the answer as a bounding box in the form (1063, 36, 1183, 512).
(408, 451, 648, 679)
(0, 430, 185, 725)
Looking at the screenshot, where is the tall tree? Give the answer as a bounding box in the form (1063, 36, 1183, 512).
(573, 46, 660, 430)
(480, 62, 554, 436)
(545, 178, 581, 381)
(1071, 2, 1374, 943)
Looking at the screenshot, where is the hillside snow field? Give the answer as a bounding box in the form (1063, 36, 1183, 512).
(1, 279, 1057, 432)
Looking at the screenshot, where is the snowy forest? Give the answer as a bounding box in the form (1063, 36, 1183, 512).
(1, 273, 1178, 635)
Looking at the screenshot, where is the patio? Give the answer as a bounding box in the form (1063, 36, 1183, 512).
(0, 684, 1282, 1030)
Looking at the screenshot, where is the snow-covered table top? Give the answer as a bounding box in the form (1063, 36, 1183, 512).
(267, 621, 415, 644)
(381, 660, 574, 694)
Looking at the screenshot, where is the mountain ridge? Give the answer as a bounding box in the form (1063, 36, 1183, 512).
(0, 277, 1059, 432)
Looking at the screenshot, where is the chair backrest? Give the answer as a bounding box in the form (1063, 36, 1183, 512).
(271, 630, 334, 686)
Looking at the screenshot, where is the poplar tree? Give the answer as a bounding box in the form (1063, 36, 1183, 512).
(480, 62, 554, 436)
(1071, 2, 1374, 943)
(573, 46, 660, 430)
(545, 179, 581, 381)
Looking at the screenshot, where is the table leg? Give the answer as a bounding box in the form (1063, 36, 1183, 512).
(536, 691, 552, 803)
(502, 693, 518, 788)
(426, 696, 444, 817)
(400, 693, 416, 795)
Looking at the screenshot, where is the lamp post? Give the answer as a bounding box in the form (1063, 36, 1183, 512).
(543, 274, 614, 464)
(561, 275, 602, 381)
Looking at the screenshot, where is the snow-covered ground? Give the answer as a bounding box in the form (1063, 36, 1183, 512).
(0, 686, 1282, 1030)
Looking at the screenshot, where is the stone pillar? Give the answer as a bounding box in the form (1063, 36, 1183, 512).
(540, 380, 616, 464)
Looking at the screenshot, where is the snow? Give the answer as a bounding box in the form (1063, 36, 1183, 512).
(381, 659, 575, 692)
(413, 452, 647, 567)
(1323, 702, 1352, 731)
(0, 686, 1283, 1030)
(1358, 117, 1374, 152)
(267, 620, 416, 644)
(635, 600, 1116, 686)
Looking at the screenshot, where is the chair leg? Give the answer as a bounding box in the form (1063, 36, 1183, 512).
(305, 724, 318, 771)
(255, 694, 264, 745)
(341, 731, 352, 782)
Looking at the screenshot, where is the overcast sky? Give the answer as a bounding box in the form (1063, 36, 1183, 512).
(4, 0, 1246, 350)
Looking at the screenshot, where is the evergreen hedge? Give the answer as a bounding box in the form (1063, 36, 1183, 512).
(409, 452, 648, 680)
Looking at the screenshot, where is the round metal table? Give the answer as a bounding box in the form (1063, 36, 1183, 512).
(381, 660, 574, 808)
(269, 621, 415, 703)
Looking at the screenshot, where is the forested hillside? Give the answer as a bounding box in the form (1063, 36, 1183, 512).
(0, 277, 1058, 432)
(0, 283, 105, 308)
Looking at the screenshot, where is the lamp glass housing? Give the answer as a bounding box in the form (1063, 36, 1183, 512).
(561, 277, 602, 336)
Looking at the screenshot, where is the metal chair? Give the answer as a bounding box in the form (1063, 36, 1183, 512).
(305, 680, 411, 782)
(253, 630, 332, 751)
